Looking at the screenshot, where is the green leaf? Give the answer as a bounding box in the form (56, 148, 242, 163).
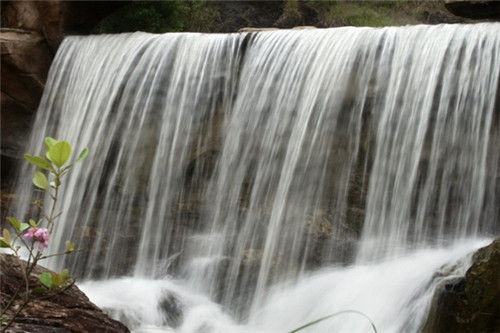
(0, 238, 10, 248)
(47, 141, 71, 167)
(20, 223, 30, 231)
(51, 273, 63, 288)
(24, 154, 53, 171)
(44, 137, 58, 151)
(2, 229, 11, 244)
(32, 171, 48, 189)
(32, 286, 47, 295)
(29, 219, 38, 227)
(60, 268, 70, 280)
(65, 241, 75, 252)
(7, 217, 21, 231)
(39, 272, 53, 289)
(76, 148, 89, 163)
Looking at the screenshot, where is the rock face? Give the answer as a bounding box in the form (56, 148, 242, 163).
(1, 1, 126, 49)
(0, 27, 52, 188)
(0, 1, 126, 187)
(444, 1, 500, 20)
(423, 239, 500, 332)
(1, 28, 52, 155)
(0, 253, 130, 332)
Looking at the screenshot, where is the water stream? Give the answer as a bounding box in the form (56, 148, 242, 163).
(13, 23, 499, 332)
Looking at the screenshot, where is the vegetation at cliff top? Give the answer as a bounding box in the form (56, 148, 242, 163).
(93, 1, 220, 34)
(92, 0, 468, 34)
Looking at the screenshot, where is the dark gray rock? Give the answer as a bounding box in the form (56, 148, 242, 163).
(444, 0, 500, 19)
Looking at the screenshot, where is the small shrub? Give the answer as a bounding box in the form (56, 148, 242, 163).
(0, 137, 88, 332)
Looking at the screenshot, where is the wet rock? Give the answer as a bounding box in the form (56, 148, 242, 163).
(423, 239, 500, 332)
(238, 27, 279, 33)
(0, 254, 130, 332)
(159, 293, 183, 328)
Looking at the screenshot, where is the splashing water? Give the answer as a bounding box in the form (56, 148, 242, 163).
(79, 239, 489, 332)
(13, 23, 499, 331)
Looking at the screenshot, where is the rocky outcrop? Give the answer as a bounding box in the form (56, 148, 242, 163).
(423, 239, 500, 332)
(0, 27, 52, 187)
(0, 253, 130, 332)
(444, 1, 500, 20)
(1, 28, 52, 154)
(0, 1, 126, 187)
(1, 1, 126, 49)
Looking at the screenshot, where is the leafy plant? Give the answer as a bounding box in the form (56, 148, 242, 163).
(0, 137, 89, 332)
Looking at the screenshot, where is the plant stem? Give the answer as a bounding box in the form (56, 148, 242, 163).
(2, 172, 60, 330)
(289, 310, 378, 333)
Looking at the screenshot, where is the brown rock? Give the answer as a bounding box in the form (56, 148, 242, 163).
(0, 1, 128, 174)
(1, 1, 67, 50)
(0, 253, 130, 332)
(1, 28, 52, 166)
(1, 1, 126, 50)
(1, 1, 44, 33)
(1, 29, 52, 108)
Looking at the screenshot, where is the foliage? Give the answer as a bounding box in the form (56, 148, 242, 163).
(93, 1, 185, 33)
(92, 0, 220, 34)
(278, 0, 303, 26)
(0, 138, 89, 332)
(323, 3, 396, 27)
(284, 0, 466, 28)
(179, 1, 221, 33)
(91, 0, 467, 34)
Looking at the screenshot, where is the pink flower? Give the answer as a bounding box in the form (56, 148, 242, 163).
(24, 227, 50, 251)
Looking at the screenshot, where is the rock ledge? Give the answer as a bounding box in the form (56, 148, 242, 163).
(0, 254, 129, 332)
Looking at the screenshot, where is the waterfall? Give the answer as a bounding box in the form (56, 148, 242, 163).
(13, 23, 499, 332)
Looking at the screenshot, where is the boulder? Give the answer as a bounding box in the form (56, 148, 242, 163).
(423, 239, 500, 332)
(0, 29, 51, 109)
(444, 0, 500, 19)
(0, 1, 127, 186)
(1, 2, 44, 32)
(0, 254, 130, 332)
(1, 1, 127, 50)
(0, 28, 52, 182)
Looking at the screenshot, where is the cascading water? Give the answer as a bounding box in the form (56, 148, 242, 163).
(13, 23, 499, 332)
